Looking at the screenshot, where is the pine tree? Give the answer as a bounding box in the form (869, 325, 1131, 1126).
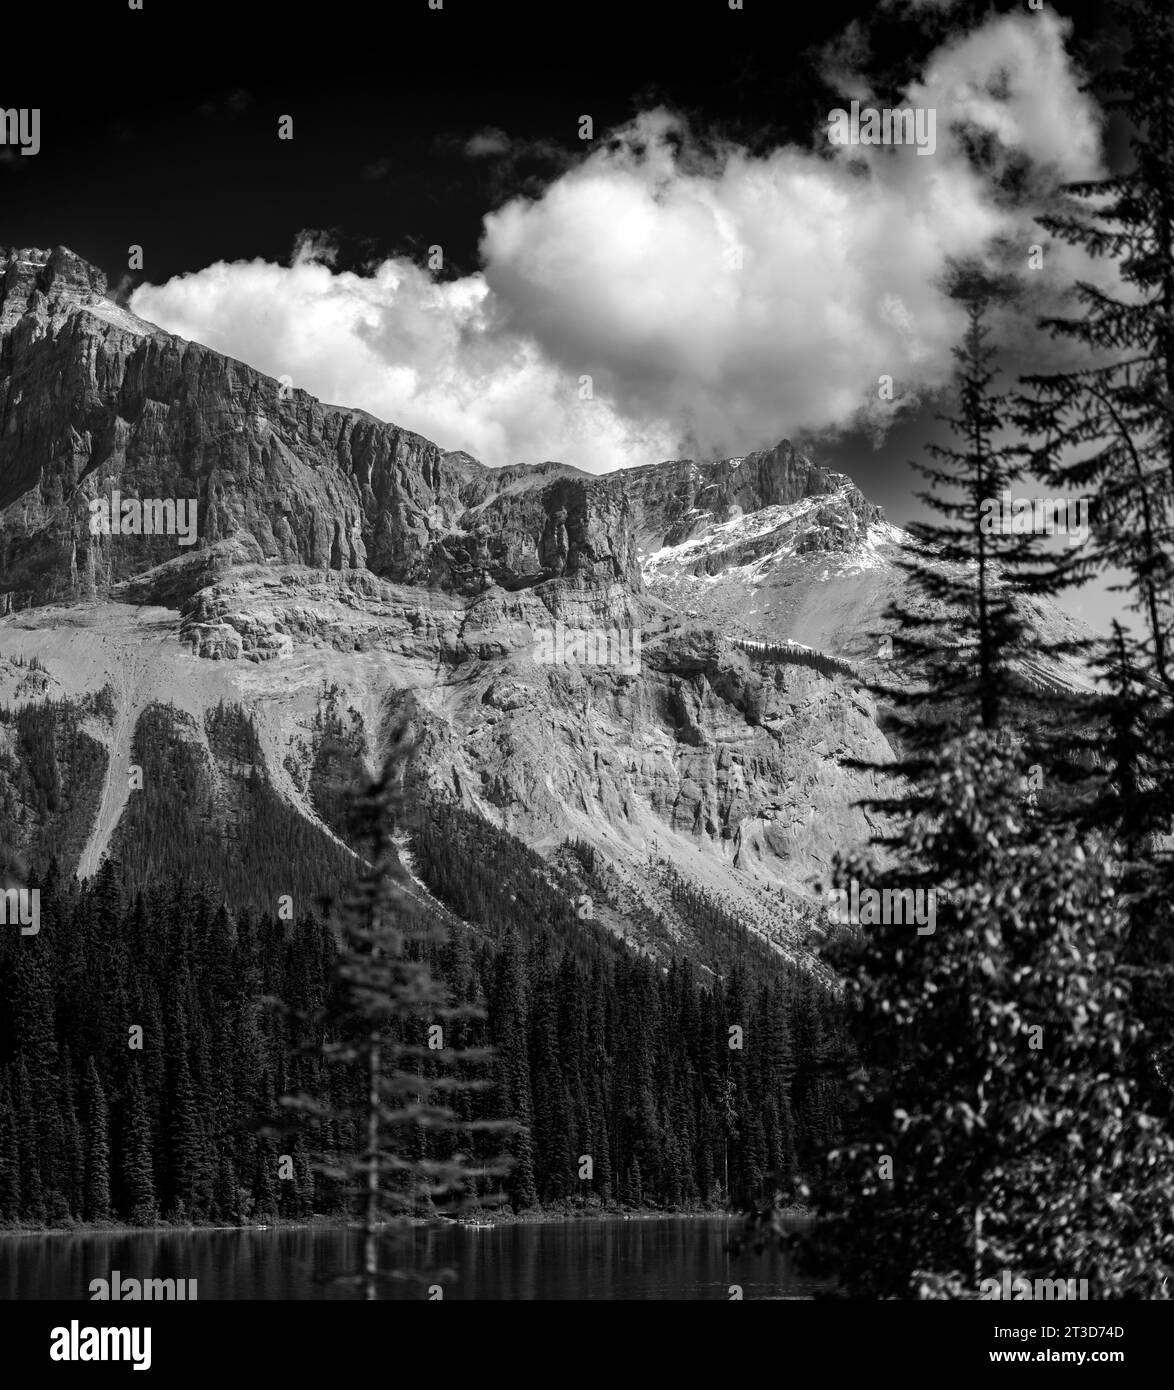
(11, 873, 69, 1220)
(875, 294, 1075, 791)
(1021, 0, 1174, 703)
(801, 736, 1174, 1298)
(733, 286, 1174, 1295)
(121, 1064, 158, 1226)
(1018, 1, 1174, 1120)
(0, 1068, 21, 1222)
(163, 995, 205, 1219)
(490, 927, 538, 1210)
(83, 1057, 112, 1223)
(276, 730, 511, 1297)
(12, 1057, 43, 1225)
(528, 948, 572, 1201)
(58, 1057, 84, 1219)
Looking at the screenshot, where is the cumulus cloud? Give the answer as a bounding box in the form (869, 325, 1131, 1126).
(132, 237, 674, 471)
(908, 10, 1101, 180)
(131, 10, 1105, 474)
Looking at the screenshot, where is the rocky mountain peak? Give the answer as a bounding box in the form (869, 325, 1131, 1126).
(611, 437, 883, 555)
(0, 244, 1099, 971)
(0, 245, 109, 333)
(0, 244, 885, 617)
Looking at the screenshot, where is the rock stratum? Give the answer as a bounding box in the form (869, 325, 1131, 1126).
(0, 246, 1092, 965)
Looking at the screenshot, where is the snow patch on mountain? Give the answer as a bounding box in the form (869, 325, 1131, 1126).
(81, 301, 160, 339)
(640, 493, 826, 580)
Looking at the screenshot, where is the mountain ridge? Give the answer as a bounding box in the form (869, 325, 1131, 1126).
(0, 245, 1089, 972)
(0, 245, 883, 613)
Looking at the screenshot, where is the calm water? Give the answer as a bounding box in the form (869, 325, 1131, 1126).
(0, 1217, 818, 1300)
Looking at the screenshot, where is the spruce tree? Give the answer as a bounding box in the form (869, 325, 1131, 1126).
(275, 730, 511, 1297)
(874, 294, 1079, 805)
(800, 737, 1174, 1298)
(751, 297, 1174, 1297)
(121, 1064, 158, 1226)
(12, 1057, 43, 1225)
(1018, 0, 1174, 1119)
(490, 927, 538, 1210)
(1021, 0, 1174, 704)
(0, 1068, 21, 1222)
(82, 1057, 111, 1222)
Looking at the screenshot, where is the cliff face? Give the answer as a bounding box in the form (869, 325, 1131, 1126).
(0, 248, 878, 614)
(1, 246, 390, 598)
(0, 247, 649, 609)
(2, 245, 1017, 961)
(615, 440, 881, 550)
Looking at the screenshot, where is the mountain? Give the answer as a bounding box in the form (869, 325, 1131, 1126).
(0, 246, 1091, 969)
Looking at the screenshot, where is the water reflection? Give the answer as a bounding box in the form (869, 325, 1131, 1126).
(0, 1216, 819, 1300)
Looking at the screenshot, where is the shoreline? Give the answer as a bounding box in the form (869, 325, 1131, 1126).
(0, 1207, 810, 1239)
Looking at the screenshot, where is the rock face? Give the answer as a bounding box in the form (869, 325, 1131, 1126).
(0, 247, 644, 608)
(0, 246, 1089, 961)
(614, 441, 881, 550)
(0, 247, 876, 612)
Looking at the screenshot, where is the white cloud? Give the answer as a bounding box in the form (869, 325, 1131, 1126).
(131, 10, 1104, 474)
(908, 9, 1102, 178)
(131, 244, 673, 472)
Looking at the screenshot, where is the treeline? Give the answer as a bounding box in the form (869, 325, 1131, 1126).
(0, 693, 111, 873)
(733, 640, 859, 682)
(111, 702, 358, 916)
(0, 798, 846, 1224)
(412, 801, 850, 1201)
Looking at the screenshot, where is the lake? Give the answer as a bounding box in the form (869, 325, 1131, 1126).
(0, 1216, 819, 1300)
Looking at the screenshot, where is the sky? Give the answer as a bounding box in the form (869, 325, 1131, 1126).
(2, 0, 1130, 631)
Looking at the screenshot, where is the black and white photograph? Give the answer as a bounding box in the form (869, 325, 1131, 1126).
(0, 0, 1170, 1366)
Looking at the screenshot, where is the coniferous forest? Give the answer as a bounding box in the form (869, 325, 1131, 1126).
(0, 801, 846, 1225)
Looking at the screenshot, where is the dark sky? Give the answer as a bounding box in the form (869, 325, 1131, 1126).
(3, 0, 1126, 628)
(3, 0, 1113, 289)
